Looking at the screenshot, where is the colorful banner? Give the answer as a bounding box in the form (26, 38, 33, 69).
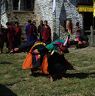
(94, 2, 95, 17)
(77, 6, 93, 12)
(52, 0, 56, 13)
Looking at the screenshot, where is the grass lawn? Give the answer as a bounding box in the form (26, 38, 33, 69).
(0, 47, 95, 96)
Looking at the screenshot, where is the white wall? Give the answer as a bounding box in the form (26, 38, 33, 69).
(35, 0, 54, 40)
(1, 13, 8, 28)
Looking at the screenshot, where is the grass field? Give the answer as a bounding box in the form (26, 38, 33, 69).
(0, 47, 95, 96)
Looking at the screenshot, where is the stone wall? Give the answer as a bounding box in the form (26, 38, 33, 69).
(57, 0, 83, 39)
(1, 0, 83, 40)
(34, 0, 83, 40)
(7, 11, 35, 32)
(1, 13, 8, 28)
(8, 11, 35, 25)
(63, 0, 83, 30)
(35, 0, 54, 40)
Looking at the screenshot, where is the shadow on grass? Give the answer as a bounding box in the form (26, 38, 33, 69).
(64, 72, 95, 79)
(0, 61, 13, 65)
(0, 84, 17, 96)
(31, 72, 95, 80)
(30, 72, 49, 77)
(2, 72, 95, 85)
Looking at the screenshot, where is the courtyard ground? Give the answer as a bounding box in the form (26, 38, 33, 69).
(0, 47, 95, 96)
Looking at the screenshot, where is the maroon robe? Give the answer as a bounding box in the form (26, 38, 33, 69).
(7, 26, 15, 51)
(15, 26, 22, 47)
(41, 25, 51, 44)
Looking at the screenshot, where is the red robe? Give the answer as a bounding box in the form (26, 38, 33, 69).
(7, 26, 15, 50)
(41, 25, 51, 44)
(15, 26, 22, 47)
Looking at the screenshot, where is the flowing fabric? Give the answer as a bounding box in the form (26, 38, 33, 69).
(52, 0, 56, 13)
(41, 55, 49, 74)
(22, 42, 48, 74)
(22, 39, 69, 74)
(22, 52, 33, 69)
(46, 39, 65, 52)
(22, 47, 33, 69)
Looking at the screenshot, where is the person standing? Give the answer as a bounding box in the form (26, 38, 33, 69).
(0, 24, 5, 53)
(66, 20, 73, 34)
(38, 20, 44, 41)
(14, 22, 22, 47)
(75, 22, 81, 38)
(41, 20, 51, 44)
(25, 20, 32, 42)
(32, 20, 38, 41)
(25, 20, 37, 43)
(6, 22, 15, 52)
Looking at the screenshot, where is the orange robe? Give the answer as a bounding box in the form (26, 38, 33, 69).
(22, 42, 49, 74)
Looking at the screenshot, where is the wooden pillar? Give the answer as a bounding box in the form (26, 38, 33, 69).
(0, 0, 1, 23)
(8, 0, 13, 10)
(18, 0, 21, 11)
(20, 0, 24, 10)
(90, 25, 94, 46)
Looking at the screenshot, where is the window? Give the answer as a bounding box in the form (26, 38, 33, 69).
(1, 2, 6, 14)
(13, 0, 19, 10)
(78, 0, 93, 5)
(12, 0, 35, 11)
(5, 0, 8, 11)
(24, 0, 35, 11)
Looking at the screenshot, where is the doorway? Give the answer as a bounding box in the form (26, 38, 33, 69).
(82, 12, 93, 34)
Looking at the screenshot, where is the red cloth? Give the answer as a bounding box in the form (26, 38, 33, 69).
(7, 26, 15, 50)
(15, 26, 21, 34)
(7, 26, 15, 40)
(41, 25, 51, 43)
